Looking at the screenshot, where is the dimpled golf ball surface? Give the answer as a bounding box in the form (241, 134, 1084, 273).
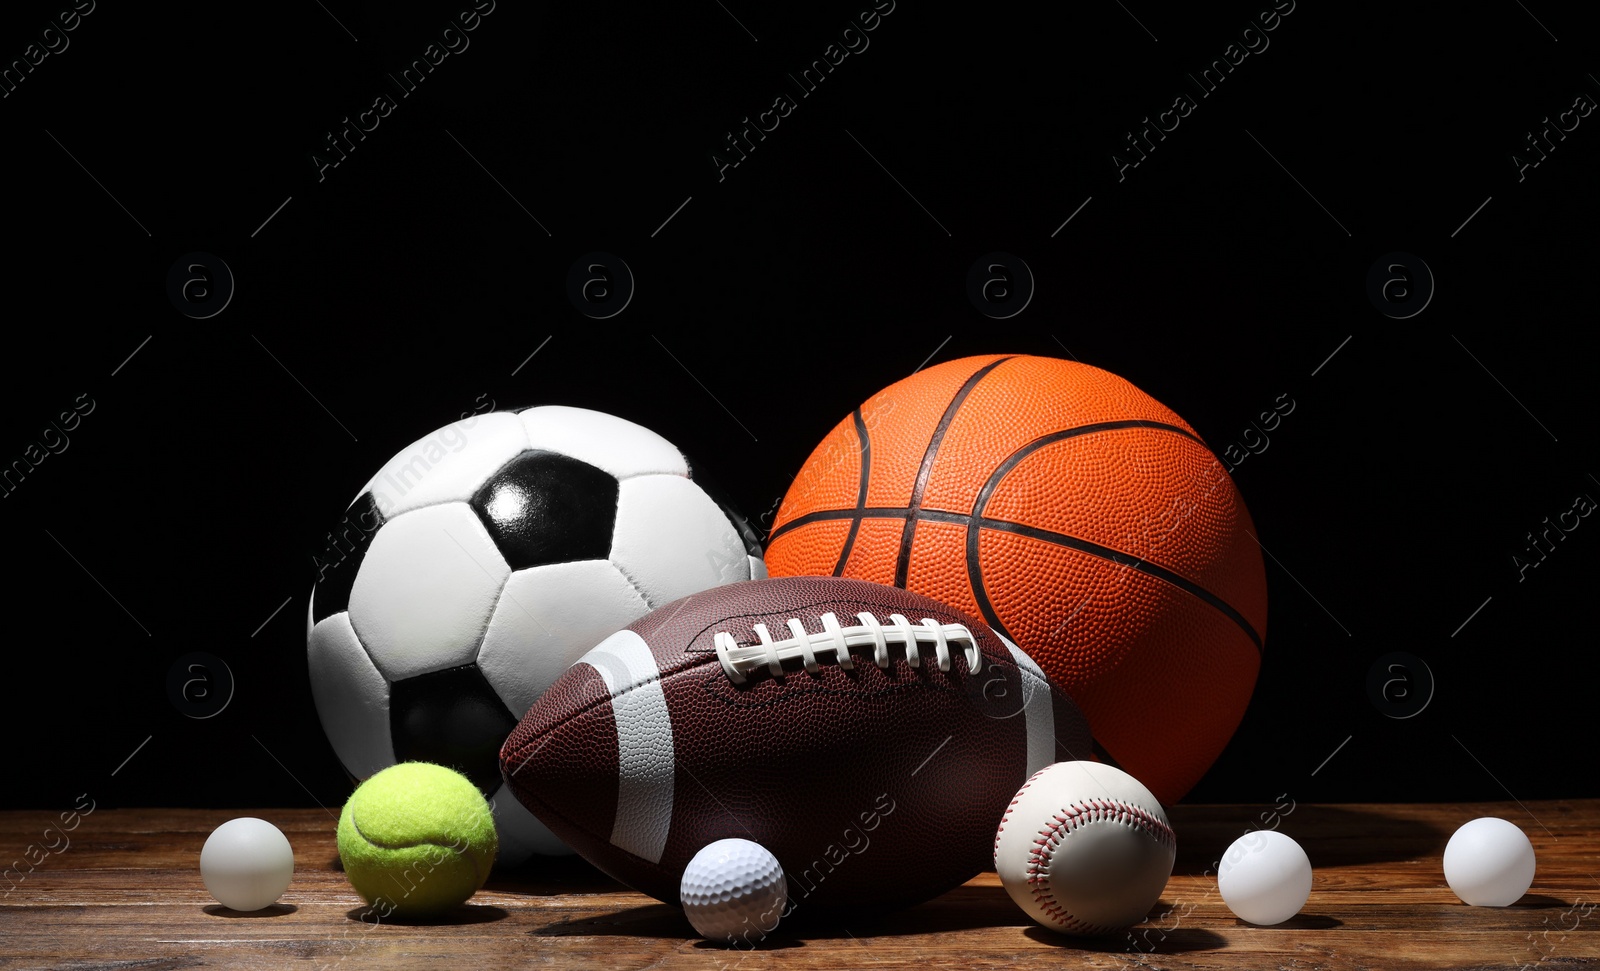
(200, 817, 294, 911)
(1444, 817, 1536, 906)
(680, 838, 787, 943)
(1217, 829, 1312, 925)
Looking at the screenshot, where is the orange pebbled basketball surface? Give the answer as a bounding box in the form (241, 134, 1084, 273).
(766, 354, 1268, 805)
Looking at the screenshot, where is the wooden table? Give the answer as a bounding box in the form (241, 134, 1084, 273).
(2, 802, 1595, 969)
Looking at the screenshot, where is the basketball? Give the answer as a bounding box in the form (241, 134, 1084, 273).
(764, 354, 1267, 804)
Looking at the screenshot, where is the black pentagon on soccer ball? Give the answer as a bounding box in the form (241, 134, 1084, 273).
(470, 449, 618, 570)
(311, 492, 385, 623)
(389, 664, 518, 796)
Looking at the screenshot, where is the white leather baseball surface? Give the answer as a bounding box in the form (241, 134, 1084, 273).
(993, 760, 1177, 934)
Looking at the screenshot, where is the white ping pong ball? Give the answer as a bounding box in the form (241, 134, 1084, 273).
(200, 817, 295, 911)
(1216, 829, 1312, 925)
(1443, 817, 1535, 907)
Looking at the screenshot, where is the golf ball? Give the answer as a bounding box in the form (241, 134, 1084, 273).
(680, 838, 787, 944)
(200, 817, 295, 911)
(1444, 817, 1536, 906)
(1217, 829, 1312, 925)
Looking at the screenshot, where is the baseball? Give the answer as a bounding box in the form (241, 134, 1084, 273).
(994, 760, 1177, 934)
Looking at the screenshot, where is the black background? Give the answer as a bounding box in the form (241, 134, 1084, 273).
(1, 0, 1596, 817)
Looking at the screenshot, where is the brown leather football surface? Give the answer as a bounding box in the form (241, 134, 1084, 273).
(500, 575, 1091, 917)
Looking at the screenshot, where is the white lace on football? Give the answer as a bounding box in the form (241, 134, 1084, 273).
(712, 611, 981, 684)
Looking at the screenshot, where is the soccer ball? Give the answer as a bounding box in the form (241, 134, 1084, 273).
(306, 405, 765, 864)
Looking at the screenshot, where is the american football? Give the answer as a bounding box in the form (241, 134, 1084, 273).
(499, 575, 1093, 914)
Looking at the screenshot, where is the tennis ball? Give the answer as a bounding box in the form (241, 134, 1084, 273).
(336, 762, 498, 918)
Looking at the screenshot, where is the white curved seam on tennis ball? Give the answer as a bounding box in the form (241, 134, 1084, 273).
(349, 814, 481, 854)
(349, 813, 489, 898)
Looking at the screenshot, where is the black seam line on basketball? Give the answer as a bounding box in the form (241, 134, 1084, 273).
(766, 418, 1199, 544)
(770, 504, 1262, 652)
(767, 507, 910, 542)
(894, 356, 1015, 587)
(772, 499, 1187, 539)
(978, 519, 1263, 653)
(965, 419, 1208, 643)
(832, 407, 872, 576)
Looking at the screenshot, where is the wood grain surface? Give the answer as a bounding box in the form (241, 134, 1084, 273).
(1, 802, 1595, 970)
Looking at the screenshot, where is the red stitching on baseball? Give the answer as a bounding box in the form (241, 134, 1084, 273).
(994, 766, 1051, 857)
(1025, 797, 1174, 933)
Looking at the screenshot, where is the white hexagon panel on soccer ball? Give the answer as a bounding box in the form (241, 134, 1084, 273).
(307, 611, 395, 780)
(348, 502, 510, 682)
(476, 559, 651, 718)
(356, 411, 530, 520)
(610, 474, 753, 608)
(519, 406, 689, 480)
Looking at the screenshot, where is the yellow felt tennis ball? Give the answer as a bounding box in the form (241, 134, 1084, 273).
(336, 762, 498, 918)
